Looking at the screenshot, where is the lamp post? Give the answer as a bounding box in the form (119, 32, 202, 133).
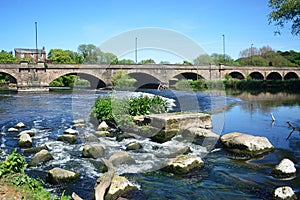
(35, 22, 38, 62)
(135, 37, 138, 64)
(222, 34, 225, 64)
(250, 44, 253, 65)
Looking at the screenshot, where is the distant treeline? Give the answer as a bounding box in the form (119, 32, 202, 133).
(0, 44, 299, 67)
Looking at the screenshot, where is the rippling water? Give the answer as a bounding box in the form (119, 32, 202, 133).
(0, 89, 299, 199)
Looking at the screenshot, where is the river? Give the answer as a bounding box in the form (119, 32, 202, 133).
(0, 89, 299, 199)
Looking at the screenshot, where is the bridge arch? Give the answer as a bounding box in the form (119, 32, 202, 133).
(128, 72, 162, 89)
(49, 72, 106, 89)
(249, 72, 264, 80)
(266, 72, 282, 80)
(0, 71, 17, 85)
(173, 72, 204, 81)
(228, 71, 245, 80)
(284, 72, 299, 80)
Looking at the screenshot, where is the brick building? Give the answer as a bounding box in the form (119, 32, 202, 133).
(14, 46, 46, 62)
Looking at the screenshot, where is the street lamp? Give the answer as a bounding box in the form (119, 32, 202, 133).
(250, 44, 253, 66)
(222, 34, 225, 64)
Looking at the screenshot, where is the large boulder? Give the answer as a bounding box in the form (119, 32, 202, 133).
(46, 167, 80, 184)
(116, 133, 135, 142)
(28, 149, 54, 167)
(220, 132, 274, 157)
(95, 174, 138, 200)
(82, 144, 105, 159)
(109, 151, 135, 167)
(18, 133, 32, 147)
(162, 155, 204, 174)
(57, 134, 77, 144)
(273, 186, 297, 200)
(272, 158, 297, 178)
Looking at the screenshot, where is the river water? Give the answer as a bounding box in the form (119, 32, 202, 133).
(0, 89, 299, 199)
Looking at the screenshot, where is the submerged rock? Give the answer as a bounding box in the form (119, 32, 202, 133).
(95, 174, 138, 200)
(14, 122, 25, 129)
(273, 186, 297, 200)
(185, 127, 219, 138)
(29, 149, 54, 167)
(57, 134, 77, 144)
(272, 158, 297, 178)
(46, 167, 80, 184)
(220, 132, 274, 157)
(162, 155, 204, 174)
(23, 144, 48, 154)
(18, 133, 32, 147)
(82, 144, 105, 159)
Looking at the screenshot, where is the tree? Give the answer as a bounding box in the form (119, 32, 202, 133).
(268, 0, 300, 35)
(239, 46, 259, 58)
(0, 50, 18, 63)
(48, 49, 74, 64)
(210, 53, 236, 65)
(193, 54, 214, 65)
(139, 59, 156, 64)
(118, 59, 135, 64)
(78, 44, 118, 64)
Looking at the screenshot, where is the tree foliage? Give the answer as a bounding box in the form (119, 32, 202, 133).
(193, 54, 214, 65)
(268, 0, 300, 35)
(78, 44, 118, 64)
(138, 59, 156, 64)
(0, 50, 18, 63)
(48, 49, 83, 64)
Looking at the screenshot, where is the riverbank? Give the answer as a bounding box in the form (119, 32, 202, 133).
(174, 79, 300, 94)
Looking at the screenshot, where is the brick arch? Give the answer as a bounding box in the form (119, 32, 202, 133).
(284, 72, 299, 80)
(266, 72, 282, 80)
(48, 71, 107, 88)
(0, 70, 18, 84)
(127, 72, 163, 89)
(228, 71, 245, 80)
(172, 72, 205, 81)
(249, 71, 264, 80)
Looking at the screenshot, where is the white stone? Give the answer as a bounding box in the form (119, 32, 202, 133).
(274, 158, 296, 175)
(18, 133, 32, 147)
(274, 186, 297, 200)
(14, 122, 25, 128)
(163, 155, 204, 174)
(72, 119, 85, 124)
(8, 127, 18, 132)
(64, 128, 79, 135)
(97, 121, 109, 131)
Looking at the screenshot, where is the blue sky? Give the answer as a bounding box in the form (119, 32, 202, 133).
(1, 0, 299, 62)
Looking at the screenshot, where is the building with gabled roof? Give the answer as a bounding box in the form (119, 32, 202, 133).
(14, 46, 46, 62)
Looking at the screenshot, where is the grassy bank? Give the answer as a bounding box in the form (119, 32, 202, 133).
(0, 149, 70, 200)
(174, 79, 300, 93)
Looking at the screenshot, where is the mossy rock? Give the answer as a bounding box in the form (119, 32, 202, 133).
(126, 142, 142, 151)
(28, 149, 54, 167)
(150, 130, 178, 143)
(57, 134, 77, 144)
(116, 133, 135, 142)
(46, 167, 80, 184)
(82, 144, 105, 159)
(18, 133, 32, 147)
(23, 144, 48, 154)
(162, 155, 204, 174)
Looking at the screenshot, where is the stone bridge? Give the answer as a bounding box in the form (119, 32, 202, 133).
(0, 62, 299, 91)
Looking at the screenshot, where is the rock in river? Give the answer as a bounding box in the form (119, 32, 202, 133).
(46, 167, 80, 184)
(97, 121, 109, 131)
(82, 144, 105, 159)
(162, 155, 204, 174)
(28, 149, 54, 167)
(23, 144, 48, 154)
(95, 174, 138, 200)
(57, 134, 77, 144)
(273, 186, 297, 200)
(14, 122, 25, 129)
(109, 151, 135, 167)
(220, 132, 274, 157)
(18, 133, 32, 147)
(18, 129, 35, 137)
(64, 128, 79, 135)
(272, 158, 297, 178)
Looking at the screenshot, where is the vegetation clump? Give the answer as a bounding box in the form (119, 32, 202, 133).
(0, 149, 71, 200)
(91, 94, 168, 128)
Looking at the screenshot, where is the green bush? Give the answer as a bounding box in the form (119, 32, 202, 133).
(91, 95, 168, 127)
(0, 149, 27, 177)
